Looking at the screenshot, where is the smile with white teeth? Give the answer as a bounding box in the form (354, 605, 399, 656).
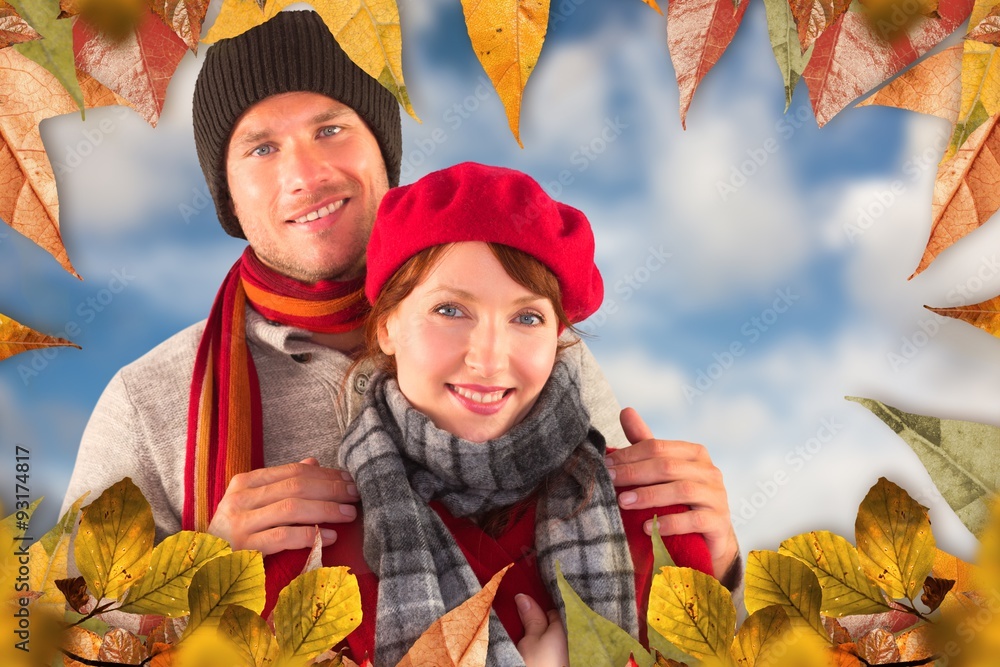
(291, 199, 345, 223)
(451, 385, 508, 404)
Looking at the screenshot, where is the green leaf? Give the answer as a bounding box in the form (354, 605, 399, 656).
(185, 550, 266, 638)
(556, 562, 653, 667)
(219, 604, 280, 667)
(855, 477, 936, 601)
(763, 0, 814, 110)
(273, 567, 362, 663)
(648, 565, 735, 662)
(778, 531, 891, 617)
(848, 396, 1000, 536)
(730, 604, 791, 667)
(119, 531, 232, 616)
(75, 478, 155, 601)
(8, 0, 84, 112)
(744, 550, 827, 642)
(28, 492, 87, 611)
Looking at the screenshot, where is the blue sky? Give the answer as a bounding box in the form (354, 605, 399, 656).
(3, 0, 999, 560)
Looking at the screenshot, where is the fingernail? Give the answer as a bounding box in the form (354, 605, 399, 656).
(321, 528, 337, 542)
(347, 484, 358, 497)
(515, 594, 531, 612)
(340, 504, 357, 519)
(643, 520, 653, 534)
(619, 491, 637, 506)
(604, 456, 614, 467)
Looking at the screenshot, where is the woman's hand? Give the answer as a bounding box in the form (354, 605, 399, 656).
(515, 594, 568, 667)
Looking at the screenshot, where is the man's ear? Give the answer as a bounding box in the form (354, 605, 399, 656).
(377, 315, 396, 356)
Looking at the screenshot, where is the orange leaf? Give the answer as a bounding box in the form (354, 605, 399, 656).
(73, 7, 188, 127)
(930, 547, 990, 593)
(928, 293, 1000, 338)
(667, 0, 750, 128)
(0, 2, 41, 48)
(802, 1, 973, 127)
(789, 0, 851, 52)
(0, 48, 122, 277)
(968, 4, 1000, 45)
(62, 626, 102, 667)
(856, 43, 962, 125)
(896, 625, 935, 661)
(642, 0, 663, 15)
(829, 643, 865, 667)
(150, 0, 211, 52)
(0, 313, 79, 363)
(98, 627, 147, 664)
(912, 113, 1000, 277)
(460, 0, 549, 147)
(856, 627, 901, 664)
(395, 564, 511, 667)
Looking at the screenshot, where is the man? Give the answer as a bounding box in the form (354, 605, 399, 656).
(62, 10, 740, 595)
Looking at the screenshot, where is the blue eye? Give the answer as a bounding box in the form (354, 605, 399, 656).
(435, 304, 462, 318)
(251, 145, 275, 157)
(516, 312, 544, 326)
(319, 126, 341, 137)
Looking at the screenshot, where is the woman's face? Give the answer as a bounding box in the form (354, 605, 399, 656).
(378, 242, 560, 442)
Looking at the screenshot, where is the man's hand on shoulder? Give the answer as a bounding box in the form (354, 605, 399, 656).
(604, 408, 740, 585)
(207, 458, 360, 554)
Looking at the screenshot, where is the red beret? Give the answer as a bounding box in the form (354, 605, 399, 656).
(366, 162, 604, 323)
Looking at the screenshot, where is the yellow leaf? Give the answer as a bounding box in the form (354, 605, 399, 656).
(28, 493, 87, 612)
(729, 604, 791, 667)
(273, 566, 361, 663)
(119, 531, 232, 616)
(0, 312, 79, 362)
(173, 626, 245, 667)
(648, 565, 736, 661)
(931, 548, 988, 594)
(74, 477, 155, 602)
(396, 564, 510, 667)
(201, 0, 266, 43)
(185, 550, 266, 637)
(778, 531, 891, 617)
(944, 39, 1000, 161)
(744, 550, 827, 642)
(855, 478, 936, 601)
(928, 293, 1000, 340)
(218, 604, 279, 667)
(460, 0, 549, 146)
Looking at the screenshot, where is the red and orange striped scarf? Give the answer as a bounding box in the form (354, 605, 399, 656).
(182, 248, 369, 531)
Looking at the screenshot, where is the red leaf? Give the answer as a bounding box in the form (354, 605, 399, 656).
(667, 0, 750, 127)
(802, 1, 973, 126)
(0, 2, 41, 48)
(73, 7, 188, 127)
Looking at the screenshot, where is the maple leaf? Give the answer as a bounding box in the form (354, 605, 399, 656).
(74, 7, 189, 127)
(204, 0, 417, 120)
(802, 1, 974, 127)
(969, 4, 1000, 45)
(856, 43, 961, 125)
(788, 0, 852, 53)
(913, 113, 1000, 277)
(0, 2, 41, 48)
(460, 0, 549, 147)
(667, 0, 750, 128)
(150, 0, 212, 52)
(0, 312, 79, 362)
(0, 47, 123, 277)
(9, 0, 84, 112)
(927, 292, 1000, 338)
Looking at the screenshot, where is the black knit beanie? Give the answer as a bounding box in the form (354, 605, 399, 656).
(193, 10, 402, 239)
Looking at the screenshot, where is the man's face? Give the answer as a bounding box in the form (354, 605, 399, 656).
(225, 91, 390, 283)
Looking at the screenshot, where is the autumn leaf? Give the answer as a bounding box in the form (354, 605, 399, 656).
(204, 0, 416, 120)
(273, 567, 361, 663)
(396, 564, 511, 667)
(763, 0, 815, 110)
(642, 0, 663, 14)
(667, 0, 750, 128)
(778, 531, 892, 617)
(856, 44, 962, 125)
(74, 6, 189, 127)
(848, 397, 1000, 536)
(63, 626, 103, 667)
(729, 604, 792, 667)
(969, 4, 1000, 45)
(119, 531, 232, 616)
(648, 565, 735, 661)
(184, 550, 266, 637)
(895, 624, 935, 661)
(788, 0, 851, 53)
(75, 477, 155, 602)
(802, 1, 974, 127)
(855, 627, 900, 664)
(218, 604, 279, 667)
(0, 2, 41, 48)
(8, 0, 84, 111)
(647, 517, 693, 664)
(928, 293, 1000, 340)
(744, 550, 828, 641)
(98, 627, 148, 664)
(919, 575, 955, 611)
(943, 39, 1000, 162)
(0, 48, 124, 277)
(0, 312, 79, 362)
(854, 477, 936, 601)
(824, 617, 852, 645)
(145, 617, 181, 653)
(149, 0, 210, 52)
(833, 609, 921, 640)
(56, 576, 91, 613)
(460, 0, 547, 146)
(27, 492, 87, 612)
(931, 547, 988, 594)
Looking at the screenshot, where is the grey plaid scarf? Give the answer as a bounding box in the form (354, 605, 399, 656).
(339, 359, 638, 667)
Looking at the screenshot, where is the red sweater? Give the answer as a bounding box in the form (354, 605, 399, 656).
(262, 476, 713, 663)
